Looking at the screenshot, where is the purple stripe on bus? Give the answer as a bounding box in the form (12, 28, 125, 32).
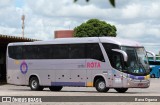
(129, 74, 145, 80)
(129, 75, 135, 79)
(136, 76, 144, 80)
(51, 82, 85, 86)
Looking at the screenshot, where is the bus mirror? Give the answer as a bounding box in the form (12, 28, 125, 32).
(112, 49, 128, 62)
(146, 51, 156, 61)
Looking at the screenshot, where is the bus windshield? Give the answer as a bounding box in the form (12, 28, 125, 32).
(121, 47, 150, 75)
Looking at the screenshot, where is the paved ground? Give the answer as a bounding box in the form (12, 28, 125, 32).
(0, 78, 160, 105)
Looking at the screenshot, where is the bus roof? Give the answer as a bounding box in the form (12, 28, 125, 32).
(8, 37, 143, 47)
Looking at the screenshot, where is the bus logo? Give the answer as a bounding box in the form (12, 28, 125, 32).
(87, 62, 101, 68)
(20, 61, 28, 74)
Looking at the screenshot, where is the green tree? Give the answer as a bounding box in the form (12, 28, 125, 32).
(74, 19, 117, 37)
(74, 0, 115, 7)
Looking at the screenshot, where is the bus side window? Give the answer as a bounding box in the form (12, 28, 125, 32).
(23, 45, 38, 59)
(69, 44, 85, 59)
(37, 45, 53, 59)
(102, 43, 122, 70)
(8, 46, 23, 59)
(86, 43, 105, 62)
(112, 54, 123, 71)
(53, 44, 69, 59)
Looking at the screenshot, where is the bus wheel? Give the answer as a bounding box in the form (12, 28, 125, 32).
(49, 86, 63, 91)
(151, 74, 155, 78)
(114, 88, 128, 93)
(29, 77, 43, 91)
(95, 78, 109, 92)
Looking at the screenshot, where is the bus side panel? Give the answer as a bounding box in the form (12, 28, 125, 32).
(111, 70, 123, 87)
(26, 60, 55, 86)
(53, 59, 86, 87)
(86, 59, 111, 87)
(54, 70, 71, 85)
(7, 58, 27, 85)
(70, 59, 86, 86)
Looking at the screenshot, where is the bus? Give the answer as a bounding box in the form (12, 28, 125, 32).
(148, 56, 160, 78)
(6, 37, 154, 93)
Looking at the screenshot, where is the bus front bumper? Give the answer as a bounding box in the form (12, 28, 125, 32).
(127, 80, 150, 88)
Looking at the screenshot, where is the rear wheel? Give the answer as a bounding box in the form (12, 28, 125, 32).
(114, 88, 128, 93)
(49, 86, 63, 91)
(29, 77, 43, 91)
(95, 78, 109, 92)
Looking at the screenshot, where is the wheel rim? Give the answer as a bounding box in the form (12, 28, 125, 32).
(98, 81, 105, 89)
(31, 80, 38, 89)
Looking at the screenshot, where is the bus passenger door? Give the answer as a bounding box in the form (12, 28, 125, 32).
(111, 54, 123, 87)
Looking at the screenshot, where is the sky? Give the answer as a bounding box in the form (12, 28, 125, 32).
(0, 0, 160, 54)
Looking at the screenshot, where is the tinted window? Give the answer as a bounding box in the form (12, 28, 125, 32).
(69, 44, 85, 59)
(149, 61, 160, 65)
(86, 43, 104, 62)
(8, 46, 23, 59)
(9, 43, 105, 61)
(54, 44, 69, 59)
(23, 45, 38, 59)
(38, 45, 53, 59)
(103, 43, 121, 68)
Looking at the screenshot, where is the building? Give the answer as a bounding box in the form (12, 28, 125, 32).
(0, 34, 38, 83)
(54, 30, 74, 38)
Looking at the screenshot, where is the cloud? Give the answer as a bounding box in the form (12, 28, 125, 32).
(122, 4, 142, 19)
(117, 23, 146, 38)
(0, 0, 160, 53)
(0, 0, 13, 7)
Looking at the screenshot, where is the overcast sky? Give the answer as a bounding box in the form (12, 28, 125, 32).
(0, 0, 160, 54)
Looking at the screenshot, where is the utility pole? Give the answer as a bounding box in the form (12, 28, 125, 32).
(21, 14, 25, 38)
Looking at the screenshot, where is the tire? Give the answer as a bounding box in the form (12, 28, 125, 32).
(114, 88, 128, 93)
(49, 86, 63, 91)
(95, 78, 109, 92)
(29, 77, 44, 91)
(151, 74, 155, 78)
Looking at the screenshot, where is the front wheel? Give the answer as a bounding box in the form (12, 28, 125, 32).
(114, 88, 128, 93)
(29, 77, 44, 91)
(95, 78, 109, 92)
(49, 86, 63, 91)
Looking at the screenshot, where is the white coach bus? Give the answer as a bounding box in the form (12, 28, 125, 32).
(6, 37, 155, 93)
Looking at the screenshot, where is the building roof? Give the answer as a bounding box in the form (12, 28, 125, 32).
(0, 34, 38, 44)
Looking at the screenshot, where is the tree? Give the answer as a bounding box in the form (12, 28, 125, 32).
(74, 19, 117, 37)
(74, 0, 115, 7)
